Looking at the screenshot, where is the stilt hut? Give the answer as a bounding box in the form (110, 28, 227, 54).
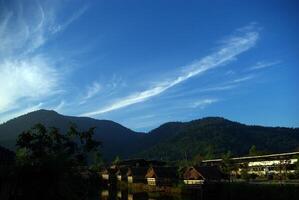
(145, 166, 178, 186)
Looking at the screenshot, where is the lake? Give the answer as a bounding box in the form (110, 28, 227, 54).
(96, 183, 299, 200)
(98, 189, 204, 200)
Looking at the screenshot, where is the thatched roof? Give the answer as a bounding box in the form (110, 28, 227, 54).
(127, 167, 148, 177)
(145, 167, 178, 179)
(100, 166, 118, 175)
(183, 166, 225, 180)
(116, 167, 128, 176)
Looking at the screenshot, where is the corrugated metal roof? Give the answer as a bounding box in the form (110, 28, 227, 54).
(202, 151, 299, 163)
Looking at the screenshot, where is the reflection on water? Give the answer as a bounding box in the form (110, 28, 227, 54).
(99, 189, 200, 200)
(97, 184, 299, 200)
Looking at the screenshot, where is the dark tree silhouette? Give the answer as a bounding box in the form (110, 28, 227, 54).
(221, 151, 234, 181)
(14, 123, 102, 200)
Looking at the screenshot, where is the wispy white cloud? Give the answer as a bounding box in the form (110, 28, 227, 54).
(0, 0, 87, 58)
(81, 24, 260, 116)
(52, 100, 65, 112)
(200, 84, 238, 92)
(231, 75, 255, 83)
(50, 5, 88, 34)
(0, 1, 50, 57)
(191, 98, 219, 109)
(0, 56, 59, 112)
(86, 82, 101, 99)
(0, 1, 86, 121)
(249, 61, 281, 70)
(79, 81, 102, 104)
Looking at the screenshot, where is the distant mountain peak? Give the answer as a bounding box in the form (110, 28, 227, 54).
(201, 116, 226, 121)
(28, 109, 60, 116)
(189, 116, 240, 126)
(0, 109, 144, 159)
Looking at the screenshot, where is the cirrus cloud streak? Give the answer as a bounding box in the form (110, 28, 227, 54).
(81, 25, 259, 116)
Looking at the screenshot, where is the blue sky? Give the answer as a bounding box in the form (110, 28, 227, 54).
(0, 0, 298, 131)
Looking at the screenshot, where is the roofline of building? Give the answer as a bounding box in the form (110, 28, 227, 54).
(202, 151, 299, 163)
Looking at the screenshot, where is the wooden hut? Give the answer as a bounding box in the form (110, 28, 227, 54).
(127, 167, 148, 183)
(183, 166, 225, 185)
(99, 167, 109, 180)
(116, 167, 128, 181)
(100, 167, 118, 181)
(145, 166, 178, 186)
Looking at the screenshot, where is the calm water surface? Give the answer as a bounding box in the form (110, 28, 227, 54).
(95, 184, 299, 200)
(97, 189, 214, 200)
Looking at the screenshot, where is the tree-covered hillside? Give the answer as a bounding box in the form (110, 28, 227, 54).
(138, 117, 299, 160)
(1, 111, 298, 161)
(0, 109, 145, 159)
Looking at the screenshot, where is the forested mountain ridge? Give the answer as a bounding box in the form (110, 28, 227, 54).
(137, 117, 299, 160)
(0, 110, 298, 161)
(0, 109, 145, 159)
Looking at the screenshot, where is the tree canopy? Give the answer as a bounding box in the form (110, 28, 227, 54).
(14, 123, 102, 200)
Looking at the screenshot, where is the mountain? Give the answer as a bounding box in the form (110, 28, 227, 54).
(138, 117, 299, 160)
(0, 109, 146, 159)
(1, 110, 299, 161)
